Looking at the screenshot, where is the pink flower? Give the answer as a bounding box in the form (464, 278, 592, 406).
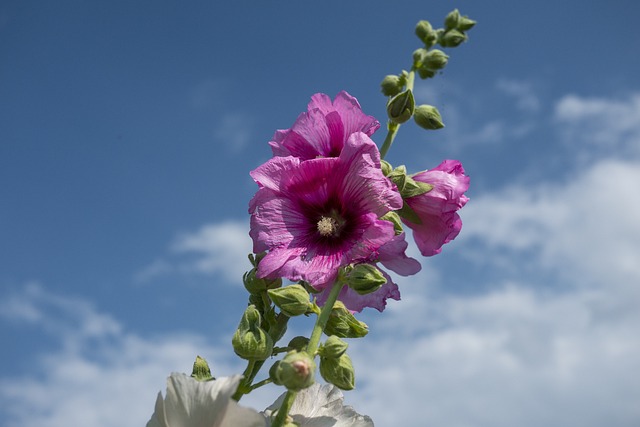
(403, 160, 470, 256)
(269, 91, 380, 160)
(249, 132, 401, 291)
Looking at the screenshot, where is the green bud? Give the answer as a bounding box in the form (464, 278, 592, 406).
(414, 104, 445, 130)
(190, 355, 213, 381)
(319, 353, 355, 391)
(346, 264, 387, 295)
(318, 335, 348, 359)
(232, 305, 274, 360)
(380, 75, 403, 97)
(386, 89, 415, 124)
(324, 301, 369, 338)
(268, 284, 311, 317)
(440, 29, 467, 48)
(417, 67, 437, 79)
(272, 351, 316, 391)
(444, 9, 460, 30)
(424, 49, 449, 70)
(412, 48, 428, 68)
(380, 211, 404, 235)
(288, 336, 310, 351)
(415, 20, 438, 47)
(457, 15, 476, 31)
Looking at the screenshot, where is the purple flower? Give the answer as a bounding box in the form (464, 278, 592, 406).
(403, 160, 470, 256)
(249, 132, 401, 291)
(269, 91, 380, 160)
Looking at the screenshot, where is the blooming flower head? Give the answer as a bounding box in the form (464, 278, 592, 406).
(403, 160, 470, 256)
(264, 383, 373, 427)
(249, 132, 402, 294)
(269, 91, 380, 160)
(146, 374, 266, 427)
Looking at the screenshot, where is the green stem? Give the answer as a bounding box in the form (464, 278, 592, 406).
(271, 280, 345, 427)
(379, 70, 415, 160)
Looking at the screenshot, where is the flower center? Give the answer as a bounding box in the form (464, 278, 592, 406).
(317, 216, 340, 237)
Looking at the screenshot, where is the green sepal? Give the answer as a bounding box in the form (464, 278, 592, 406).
(402, 178, 434, 198)
(267, 284, 311, 317)
(190, 355, 214, 381)
(396, 201, 422, 225)
(380, 160, 393, 176)
(457, 15, 476, 31)
(380, 211, 404, 235)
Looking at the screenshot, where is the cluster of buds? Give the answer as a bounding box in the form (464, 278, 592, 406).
(381, 9, 475, 131)
(318, 335, 355, 390)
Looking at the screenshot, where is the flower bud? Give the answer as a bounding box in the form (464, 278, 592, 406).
(439, 29, 467, 48)
(415, 20, 437, 47)
(412, 48, 428, 68)
(288, 336, 310, 351)
(457, 15, 476, 31)
(417, 67, 436, 79)
(190, 355, 213, 381)
(319, 353, 355, 391)
(232, 305, 274, 360)
(346, 264, 387, 295)
(386, 89, 415, 124)
(414, 104, 444, 130)
(272, 351, 316, 391)
(319, 335, 348, 359)
(380, 75, 403, 97)
(423, 49, 449, 70)
(324, 301, 368, 338)
(444, 9, 460, 30)
(268, 284, 311, 317)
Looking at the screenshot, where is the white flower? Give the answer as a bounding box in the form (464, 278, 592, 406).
(263, 383, 373, 426)
(146, 373, 266, 427)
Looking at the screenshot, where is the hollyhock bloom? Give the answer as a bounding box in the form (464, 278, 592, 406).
(249, 132, 402, 294)
(269, 91, 380, 159)
(403, 159, 470, 256)
(146, 374, 266, 427)
(263, 383, 373, 427)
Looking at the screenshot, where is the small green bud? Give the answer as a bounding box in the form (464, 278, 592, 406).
(440, 29, 467, 48)
(412, 48, 428, 68)
(414, 104, 445, 130)
(318, 335, 348, 359)
(424, 49, 449, 70)
(386, 89, 415, 124)
(380, 75, 403, 97)
(415, 20, 437, 47)
(269, 360, 283, 385)
(457, 15, 476, 31)
(288, 336, 310, 351)
(346, 264, 387, 295)
(324, 301, 369, 338)
(444, 9, 461, 30)
(380, 211, 404, 235)
(272, 351, 316, 391)
(232, 305, 274, 360)
(417, 67, 437, 79)
(268, 284, 311, 317)
(190, 355, 213, 381)
(319, 353, 355, 391)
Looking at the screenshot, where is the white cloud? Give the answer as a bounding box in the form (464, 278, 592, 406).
(0, 284, 241, 427)
(135, 220, 252, 285)
(554, 92, 640, 157)
(496, 78, 541, 113)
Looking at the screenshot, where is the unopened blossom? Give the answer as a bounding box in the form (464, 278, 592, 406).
(146, 373, 266, 427)
(269, 91, 380, 159)
(403, 159, 470, 256)
(263, 383, 373, 427)
(249, 132, 401, 293)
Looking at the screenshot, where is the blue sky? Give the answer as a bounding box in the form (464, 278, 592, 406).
(2, 1, 640, 426)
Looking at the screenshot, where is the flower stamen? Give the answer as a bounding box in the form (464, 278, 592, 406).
(317, 216, 340, 237)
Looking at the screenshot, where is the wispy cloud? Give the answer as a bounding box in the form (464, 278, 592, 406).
(135, 220, 252, 285)
(213, 113, 254, 152)
(496, 78, 541, 113)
